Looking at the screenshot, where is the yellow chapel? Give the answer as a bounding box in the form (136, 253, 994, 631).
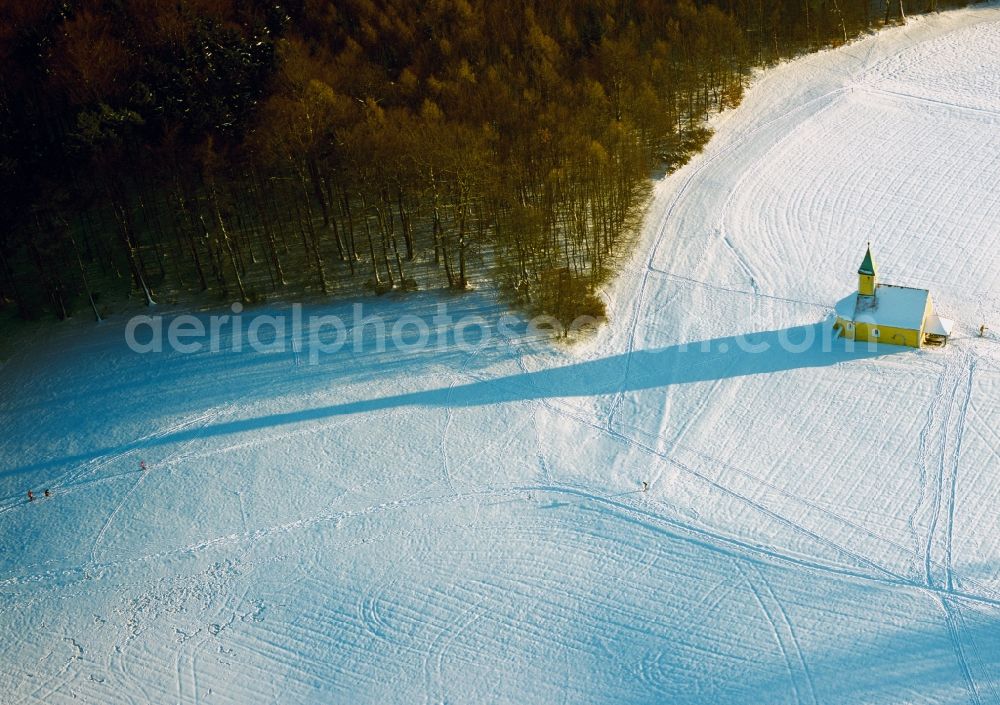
(834, 245, 952, 348)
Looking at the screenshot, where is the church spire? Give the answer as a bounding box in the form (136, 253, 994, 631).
(858, 243, 877, 296)
(858, 243, 876, 276)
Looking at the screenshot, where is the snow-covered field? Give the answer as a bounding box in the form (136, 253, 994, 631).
(3, 6, 1000, 703)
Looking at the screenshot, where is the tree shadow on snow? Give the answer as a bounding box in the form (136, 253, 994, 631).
(3, 320, 904, 480)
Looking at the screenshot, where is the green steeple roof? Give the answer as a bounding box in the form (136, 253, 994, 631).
(858, 245, 876, 275)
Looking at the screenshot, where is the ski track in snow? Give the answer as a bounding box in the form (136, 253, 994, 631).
(448, 362, 1000, 607)
(944, 357, 977, 593)
(735, 561, 817, 705)
(3, 6, 1000, 704)
(940, 596, 983, 705)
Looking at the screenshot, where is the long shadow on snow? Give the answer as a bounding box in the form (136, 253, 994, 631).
(1, 292, 515, 419)
(4, 322, 900, 478)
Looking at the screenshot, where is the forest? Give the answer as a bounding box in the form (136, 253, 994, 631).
(0, 0, 969, 327)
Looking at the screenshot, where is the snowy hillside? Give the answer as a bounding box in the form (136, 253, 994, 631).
(3, 5, 1000, 704)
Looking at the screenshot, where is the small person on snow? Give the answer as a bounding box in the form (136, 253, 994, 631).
(27, 490, 34, 502)
(44, 489, 51, 498)
(641, 481, 649, 493)
(140, 460, 147, 472)
(980, 324, 989, 338)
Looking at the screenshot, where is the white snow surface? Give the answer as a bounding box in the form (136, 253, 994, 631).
(3, 6, 1000, 704)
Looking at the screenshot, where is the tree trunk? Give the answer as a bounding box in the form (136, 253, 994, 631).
(452, 187, 469, 290)
(198, 213, 226, 289)
(251, 185, 286, 287)
(441, 232, 454, 288)
(112, 197, 155, 305)
(397, 187, 414, 260)
(176, 185, 208, 291)
(430, 172, 443, 266)
(297, 169, 329, 293)
(211, 185, 248, 302)
(378, 189, 405, 284)
(831, 0, 848, 43)
(69, 230, 101, 321)
(293, 194, 329, 294)
(360, 193, 381, 284)
(341, 185, 358, 274)
(307, 156, 330, 227)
